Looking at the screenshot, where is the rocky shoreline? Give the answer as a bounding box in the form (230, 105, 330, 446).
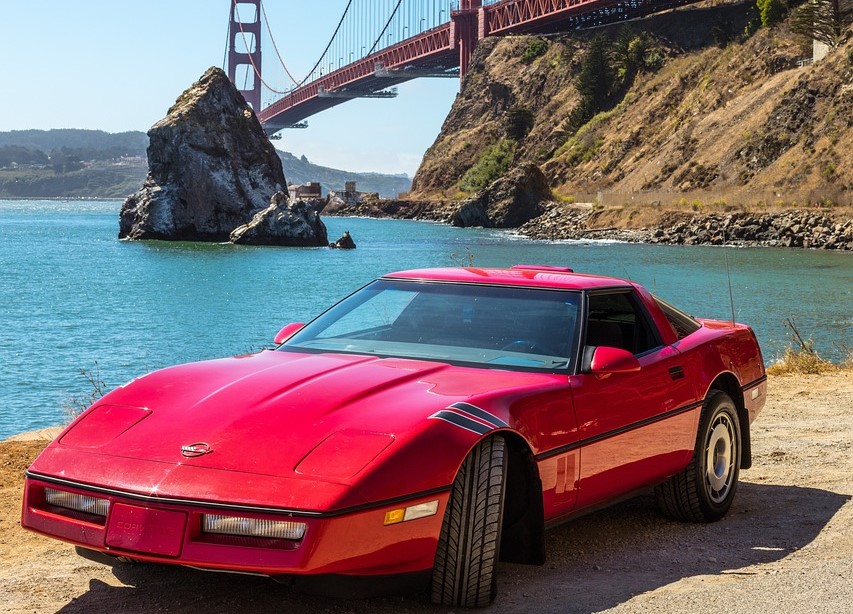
(519, 204, 853, 250)
(323, 198, 853, 250)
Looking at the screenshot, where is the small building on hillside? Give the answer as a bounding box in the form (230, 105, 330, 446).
(288, 181, 322, 201)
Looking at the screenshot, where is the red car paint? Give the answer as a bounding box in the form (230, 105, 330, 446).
(22, 267, 766, 582)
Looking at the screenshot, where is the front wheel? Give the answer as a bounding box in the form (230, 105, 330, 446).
(431, 436, 507, 608)
(655, 390, 742, 522)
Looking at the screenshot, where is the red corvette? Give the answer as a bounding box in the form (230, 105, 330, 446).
(22, 266, 766, 607)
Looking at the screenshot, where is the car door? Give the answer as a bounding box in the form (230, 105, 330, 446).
(569, 290, 700, 510)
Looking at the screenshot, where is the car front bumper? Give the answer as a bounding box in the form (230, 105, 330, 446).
(22, 474, 448, 577)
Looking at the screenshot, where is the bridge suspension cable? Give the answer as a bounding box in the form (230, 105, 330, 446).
(231, 0, 291, 95)
(260, 1, 301, 87)
(251, 1, 455, 108)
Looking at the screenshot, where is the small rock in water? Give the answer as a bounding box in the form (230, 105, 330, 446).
(329, 230, 357, 249)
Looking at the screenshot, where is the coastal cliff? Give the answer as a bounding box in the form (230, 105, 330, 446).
(394, 2, 852, 248)
(414, 3, 852, 200)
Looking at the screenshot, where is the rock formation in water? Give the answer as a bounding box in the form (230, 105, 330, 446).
(119, 67, 327, 246)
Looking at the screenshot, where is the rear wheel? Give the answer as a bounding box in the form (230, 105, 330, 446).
(431, 436, 507, 608)
(656, 390, 741, 522)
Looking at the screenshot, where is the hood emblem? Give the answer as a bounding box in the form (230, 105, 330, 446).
(181, 442, 213, 458)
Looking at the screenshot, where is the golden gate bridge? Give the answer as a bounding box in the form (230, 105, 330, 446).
(227, 0, 700, 135)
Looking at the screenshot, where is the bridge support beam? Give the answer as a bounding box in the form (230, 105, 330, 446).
(451, 0, 484, 81)
(228, 0, 262, 110)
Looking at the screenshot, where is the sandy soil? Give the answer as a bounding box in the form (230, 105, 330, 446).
(2, 371, 851, 613)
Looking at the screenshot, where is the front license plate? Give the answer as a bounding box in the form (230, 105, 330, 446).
(106, 503, 187, 557)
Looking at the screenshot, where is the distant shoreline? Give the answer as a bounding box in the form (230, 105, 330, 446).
(0, 196, 123, 202)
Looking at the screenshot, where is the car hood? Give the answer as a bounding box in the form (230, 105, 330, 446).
(34, 350, 560, 509)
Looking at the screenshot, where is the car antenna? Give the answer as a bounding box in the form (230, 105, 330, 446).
(723, 226, 736, 326)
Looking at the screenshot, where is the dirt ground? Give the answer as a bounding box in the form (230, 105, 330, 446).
(2, 371, 851, 613)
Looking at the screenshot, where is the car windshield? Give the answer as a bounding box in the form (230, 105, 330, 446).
(279, 279, 581, 372)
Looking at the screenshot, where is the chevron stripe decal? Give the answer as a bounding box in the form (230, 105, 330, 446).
(429, 402, 509, 435)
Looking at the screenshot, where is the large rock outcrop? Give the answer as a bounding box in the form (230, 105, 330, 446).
(451, 163, 550, 228)
(119, 67, 326, 246)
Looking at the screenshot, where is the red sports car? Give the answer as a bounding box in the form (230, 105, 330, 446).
(22, 266, 766, 608)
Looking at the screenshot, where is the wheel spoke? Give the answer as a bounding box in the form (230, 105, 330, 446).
(705, 415, 735, 503)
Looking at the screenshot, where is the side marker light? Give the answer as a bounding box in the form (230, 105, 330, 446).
(383, 500, 439, 526)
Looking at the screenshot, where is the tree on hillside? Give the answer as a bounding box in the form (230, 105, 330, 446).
(757, 0, 787, 26)
(790, 0, 853, 48)
(610, 29, 663, 87)
(0, 146, 49, 168)
(569, 34, 612, 131)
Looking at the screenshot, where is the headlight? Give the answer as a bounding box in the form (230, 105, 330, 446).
(44, 488, 110, 517)
(202, 514, 306, 540)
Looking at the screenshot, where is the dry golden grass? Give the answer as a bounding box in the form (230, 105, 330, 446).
(766, 346, 839, 376)
(766, 319, 847, 376)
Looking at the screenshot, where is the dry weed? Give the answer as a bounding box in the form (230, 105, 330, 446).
(767, 318, 841, 375)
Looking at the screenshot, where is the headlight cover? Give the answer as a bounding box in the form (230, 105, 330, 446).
(202, 514, 306, 540)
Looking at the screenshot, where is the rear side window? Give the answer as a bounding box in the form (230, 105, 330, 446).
(654, 297, 702, 340)
(585, 292, 662, 355)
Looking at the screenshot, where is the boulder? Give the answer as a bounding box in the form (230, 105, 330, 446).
(120, 67, 299, 243)
(450, 200, 490, 227)
(451, 163, 550, 228)
(230, 192, 327, 246)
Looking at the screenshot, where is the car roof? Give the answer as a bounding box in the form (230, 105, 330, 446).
(383, 266, 634, 291)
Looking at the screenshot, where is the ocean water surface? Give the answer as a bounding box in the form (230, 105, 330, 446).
(1, 199, 850, 439)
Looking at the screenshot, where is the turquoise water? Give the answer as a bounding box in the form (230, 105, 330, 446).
(1, 199, 851, 439)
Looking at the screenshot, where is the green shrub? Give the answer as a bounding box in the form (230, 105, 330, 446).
(458, 140, 516, 193)
(521, 39, 548, 63)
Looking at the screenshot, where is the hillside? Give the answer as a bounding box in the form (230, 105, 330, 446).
(0, 129, 410, 199)
(411, 1, 852, 208)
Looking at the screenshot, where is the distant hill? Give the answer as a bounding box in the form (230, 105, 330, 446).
(0, 129, 148, 161)
(0, 129, 411, 199)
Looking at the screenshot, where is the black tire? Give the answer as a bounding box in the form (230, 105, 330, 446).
(655, 390, 742, 522)
(431, 436, 507, 608)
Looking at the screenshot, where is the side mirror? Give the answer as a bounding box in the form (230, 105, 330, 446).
(274, 322, 305, 345)
(586, 346, 641, 374)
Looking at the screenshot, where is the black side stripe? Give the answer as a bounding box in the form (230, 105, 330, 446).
(741, 374, 767, 391)
(429, 410, 492, 435)
(449, 402, 510, 428)
(535, 400, 705, 461)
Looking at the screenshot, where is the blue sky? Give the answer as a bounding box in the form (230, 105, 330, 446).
(0, 1, 459, 175)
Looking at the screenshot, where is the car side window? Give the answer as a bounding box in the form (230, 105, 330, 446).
(585, 292, 662, 355)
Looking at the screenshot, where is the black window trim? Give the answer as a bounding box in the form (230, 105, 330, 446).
(582, 288, 666, 360)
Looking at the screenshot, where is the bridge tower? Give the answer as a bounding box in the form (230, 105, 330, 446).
(227, 0, 262, 110)
(452, 0, 484, 79)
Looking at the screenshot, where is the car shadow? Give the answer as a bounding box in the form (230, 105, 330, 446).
(56, 482, 850, 613)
